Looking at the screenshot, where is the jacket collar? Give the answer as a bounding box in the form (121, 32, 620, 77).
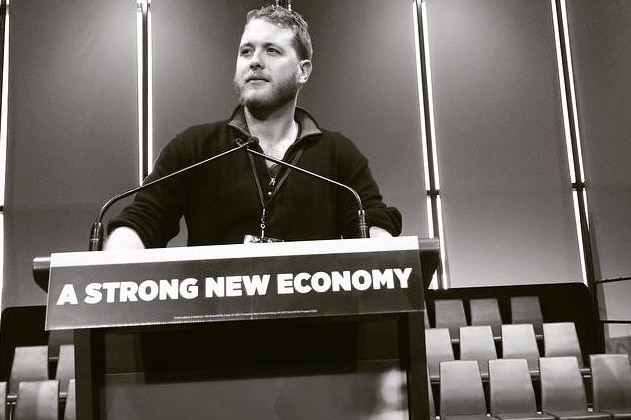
(228, 106, 322, 141)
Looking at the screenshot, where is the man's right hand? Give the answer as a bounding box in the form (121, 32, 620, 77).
(104, 227, 145, 250)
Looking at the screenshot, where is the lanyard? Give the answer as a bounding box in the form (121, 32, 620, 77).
(247, 148, 304, 238)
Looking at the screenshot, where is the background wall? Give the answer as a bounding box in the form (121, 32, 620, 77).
(1, 0, 630, 417)
(1, 0, 629, 319)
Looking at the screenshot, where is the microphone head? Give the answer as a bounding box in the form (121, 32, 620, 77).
(237, 136, 259, 147)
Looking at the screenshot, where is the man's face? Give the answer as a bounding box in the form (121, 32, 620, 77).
(234, 18, 310, 114)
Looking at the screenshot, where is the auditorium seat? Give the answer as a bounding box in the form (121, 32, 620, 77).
(459, 326, 497, 378)
(543, 322, 587, 373)
(0, 306, 48, 385)
(540, 356, 611, 420)
(428, 371, 436, 419)
(63, 379, 76, 420)
(488, 358, 555, 420)
(590, 354, 631, 419)
(435, 299, 468, 341)
(14, 380, 59, 420)
(470, 298, 503, 338)
(501, 324, 540, 374)
(54, 345, 75, 398)
(47, 330, 74, 363)
(439, 360, 498, 419)
(8, 345, 49, 400)
(426, 328, 455, 382)
(0, 381, 7, 420)
(510, 296, 544, 337)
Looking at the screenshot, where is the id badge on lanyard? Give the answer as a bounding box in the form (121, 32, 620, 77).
(243, 149, 303, 244)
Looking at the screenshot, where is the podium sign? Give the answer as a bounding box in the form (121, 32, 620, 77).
(46, 237, 423, 330)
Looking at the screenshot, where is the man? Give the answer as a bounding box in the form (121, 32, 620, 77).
(106, 5, 401, 249)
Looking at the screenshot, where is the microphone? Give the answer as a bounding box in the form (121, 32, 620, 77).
(89, 137, 258, 251)
(245, 139, 370, 239)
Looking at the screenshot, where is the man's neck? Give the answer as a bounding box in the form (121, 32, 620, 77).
(244, 101, 297, 146)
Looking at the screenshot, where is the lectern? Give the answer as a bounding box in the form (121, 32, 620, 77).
(36, 236, 439, 420)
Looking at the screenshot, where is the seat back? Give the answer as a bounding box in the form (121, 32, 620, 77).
(0, 381, 7, 420)
(543, 322, 583, 367)
(439, 360, 487, 417)
(14, 380, 59, 420)
(590, 353, 631, 411)
(501, 324, 540, 373)
(8, 346, 49, 397)
(489, 358, 538, 415)
(427, 371, 435, 419)
(47, 330, 74, 362)
(511, 296, 543, 335)
(540, 356, 588, 412)
(425, 328, 454, 380)
(0, 306, 48, 383)
(63, 379, 76, 420)
(459, 326, 497, 377)
(470, 298, 503, 338)
(434, 299, 467, 339)
(55, 345, 75, 398)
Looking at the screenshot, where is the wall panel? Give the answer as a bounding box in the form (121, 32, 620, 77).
(425, 0, 582, 287)
(4, 0, 138, 307)
(151, 0, 428, 243)
(566, 0, 631, 354)
(297, 0, 427, 237)
(566, 0, 631, 281)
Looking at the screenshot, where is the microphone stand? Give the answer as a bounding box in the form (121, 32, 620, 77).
(246, 148, 369, 239)
(89, 138, 257, 251)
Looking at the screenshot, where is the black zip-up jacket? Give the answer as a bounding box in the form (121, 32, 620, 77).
(108, 107, 402, 247)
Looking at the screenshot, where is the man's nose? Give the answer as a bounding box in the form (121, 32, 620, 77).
(249, 49, 264, 69)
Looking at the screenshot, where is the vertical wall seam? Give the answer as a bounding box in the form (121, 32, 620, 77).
(0, 0, 7, 206)
(0, 0, 9, 316)
(552, 0, 596, 287)
(136, 0, 152, 184)
(413, 0, 448, 289)
(552, 0, 603, 349)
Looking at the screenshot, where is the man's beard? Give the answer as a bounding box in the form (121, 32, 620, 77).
(234, 74, 299, 118)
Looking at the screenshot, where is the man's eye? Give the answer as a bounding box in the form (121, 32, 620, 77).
(240, 48, 253, 56)
(267, 47, 280, 55)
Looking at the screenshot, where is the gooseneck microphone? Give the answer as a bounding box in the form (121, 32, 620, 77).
(245, 140, 370, 239)
(88, 137, 258, 251)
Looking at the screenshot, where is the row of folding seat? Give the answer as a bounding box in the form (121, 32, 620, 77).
(0, 379, 75, 420)
(429, 296, 545, 339)
(4, 344, 76, 419)
(427, 322, 585, 381)
(8, 344, 75, 399)
(433, 354, 631, 420)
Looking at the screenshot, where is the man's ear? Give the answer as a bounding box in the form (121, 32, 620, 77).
(297, 59, 312, 84)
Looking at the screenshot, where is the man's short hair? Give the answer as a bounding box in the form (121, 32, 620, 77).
(246, 5, 313, 61)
